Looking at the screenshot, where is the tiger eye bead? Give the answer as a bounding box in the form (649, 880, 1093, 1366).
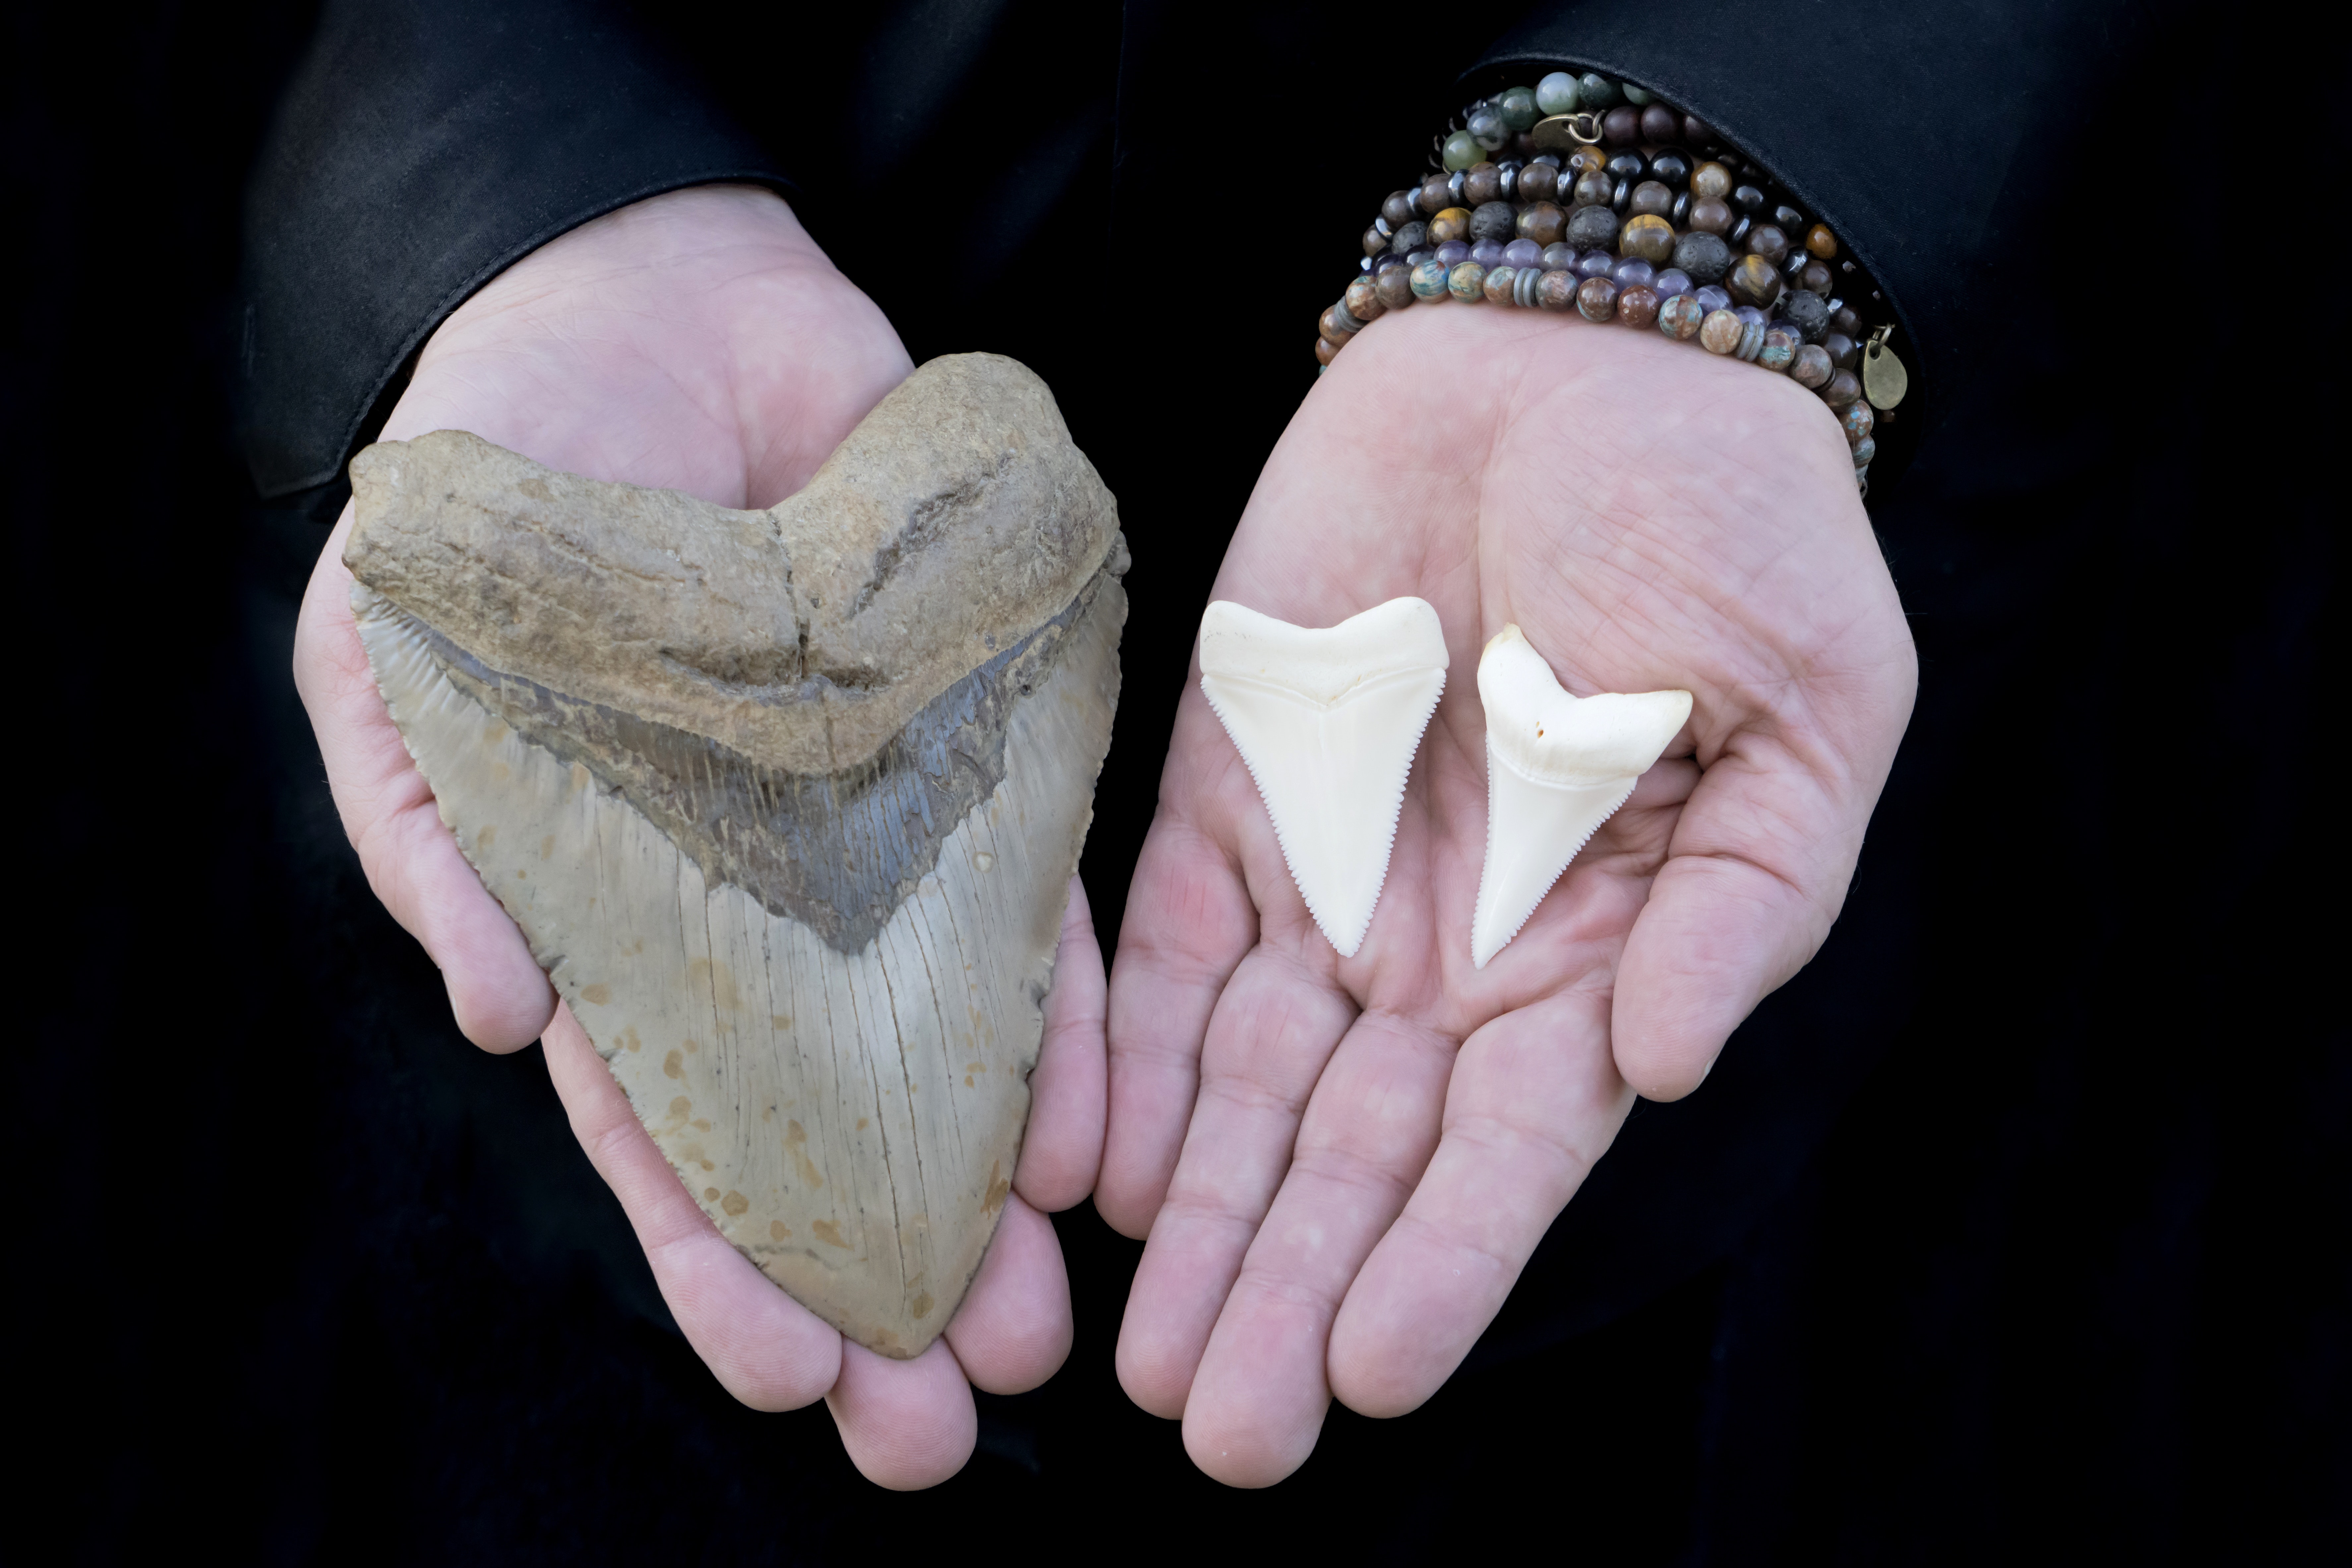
(1823, 331, 1858, 371)
(1616, 212, 1675, 264)
(1344, 277, 1385, 324)
(1536, 269, 1579, 311)
(1726, 253, 1783, 308)
(1428, 207, 1471, 245)
(1790, 343, 1832, 387)
(1841, 398, 1875, 445)
(1410, 259, 1451, 299)
(1577, 275, 1619, 321)
(1602, 105, 1641, 146)
(1375, 265, 1417, 310)
(1639, 103, 1679, 144)
(1688, 196, 1733, 236)
(1628, 179, 1674, 218)
(1465, 162, 1504, 206)
(1314, 335, 1341, 367)
(1821, 368, 1861, 407)
(1690, 161, 1732, 199)
(1657, 293, 1706, 340)
(1449, 262, 1488, 302)
(1698, 308, 1744, 354)
(1805, 224, 1838, 259)
(1517, 161, 1560, 203)
(1516, 201, 1567, 247)
(1616, 283, 1661, 329)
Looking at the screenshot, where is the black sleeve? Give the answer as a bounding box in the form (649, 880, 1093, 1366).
(234, 0, 785, 507)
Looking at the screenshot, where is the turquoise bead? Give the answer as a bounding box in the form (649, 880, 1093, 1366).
(1410, 259, 1451, 299)
(1535, 72, 1578, 115)
(1442, 130, 1481, 171)
(1622, 84, 1653, 105)
(1498, 86, 1539, 132)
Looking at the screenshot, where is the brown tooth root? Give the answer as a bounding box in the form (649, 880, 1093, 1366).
(346, 353, 1125, 1357)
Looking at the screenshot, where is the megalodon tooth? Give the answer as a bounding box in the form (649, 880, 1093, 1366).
(1471, 624, 1689, 969)
(1197, 598, 1448, 958)
(343, 353, 1126, 1357)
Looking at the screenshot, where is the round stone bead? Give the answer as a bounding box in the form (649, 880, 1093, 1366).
(1623, 83, 1653, 104)
(1779, 289, 1829, 342)
(1794, 260, 1830, 294)
(1648, 150, 1691, 189)
(1671, 229, 1732, 283)
(1789, 343, 1832, 387)
(1375, 266, 1417, 310)
(1566, 203, 1622, 250)
(1688, 196, 1734, 236)
(1484, 265, 1519, 304)
(1821, 368, 1861, 407)
(1690, 161, 1732, 199)
(1536, 71, 1579, 115)
(1772, 203, 1806, 232)
(1602, 105, 1641, 146)
(1619, 212, 1676, 263)
(1499, 86, 1540, 131)
(1640, 104, 1680, 144)
(1429, 207, 1472, 245)
(1449, 262, 1488, 301)
(1579, 73, 1620, 109)
(1727, 253, 1783, 308)
(1758, 324, 1799, 374)
(1389, 220, 1428, 256)
(1831, 304, 1862, 336)
(1362, 225, 1388, 257)
(1698, 308, 1743, 354)
(1325, 307, 1367, 348)
(1410, 260, 1451, 299)
(1682, 113, 1713, 146)
(1653, 268, 1692, 299)
(1471, 201, 1516, 241)
(1732, 182, 1766, 215)
(1435, 240, 1471, 267)
(1566, 144, 1610, 177)
(1658, 293, 1706, 340)
(1850, 435, 1878, 466)
(1805, 224, 1839, 259)
(1693, 284, 1732, 315)
(1612, 257, 1656, 291)
(1315, 335, 1340, 367)
(1541, 242, 1577, 271)
(1570, 169, 1614, 208)
(1444, 131, 1481, 171)
(1516, 162, 1560, 203)
(1381, 190, 1418, 228)
(1616, 283, 1661, 329)
(1536, 269, 1579, 311)
(1372, 251, 1409, 273)
(1418, 175, 1455, 214)
(1577, 275, 1619, 321)
(1464, 164, 1503, 206)
(1344, 277, 1385, 323)
(1628, 179, 1674, 218)
(1575, 248, 1616, 279)
(1823, 331, 1858, 371)
(1516, 201, 1567, 247)
(1745, 223, 1789, 265)
(1468, 108, 1508, 151)
(1840, 399, 1875, 445)
(1471, 239, 1506, 269)
(1604, 149, 1644, 184)
(1501, 237, 1544, 271)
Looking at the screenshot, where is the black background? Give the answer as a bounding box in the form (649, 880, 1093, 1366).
(11, 2, 2344, 1561)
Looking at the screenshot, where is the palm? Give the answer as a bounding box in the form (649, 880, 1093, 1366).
(1099, 300, 1916, 1484)
(293, 187, 1106, 1488)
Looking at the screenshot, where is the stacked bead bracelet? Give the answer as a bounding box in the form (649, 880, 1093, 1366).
(1315, 69, 1910, 494)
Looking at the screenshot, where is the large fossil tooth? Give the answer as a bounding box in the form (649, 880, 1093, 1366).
(344, 354, 1125, 1358)
(1197, 598, 1447, 958)
(1472, 625, 1690, 969)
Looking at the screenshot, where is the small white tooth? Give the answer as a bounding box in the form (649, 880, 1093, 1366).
(1471, 625, 1690, 969)
(1199, 597, 1448, 958)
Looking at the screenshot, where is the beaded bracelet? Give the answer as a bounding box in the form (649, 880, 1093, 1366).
(1315, 69, 1910, 495)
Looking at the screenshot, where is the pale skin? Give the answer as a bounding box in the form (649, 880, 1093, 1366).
(293, 185, 1108, 1489)
(1096, 295, 1917, 1484)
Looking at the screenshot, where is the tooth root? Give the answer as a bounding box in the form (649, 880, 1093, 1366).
(1471, 624, 1690, 969)
(1197, 597, 1448, 958)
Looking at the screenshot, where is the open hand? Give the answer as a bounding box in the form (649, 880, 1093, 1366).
(1097, 299, 1916, 1484)
(292, 186, 1107, 1488)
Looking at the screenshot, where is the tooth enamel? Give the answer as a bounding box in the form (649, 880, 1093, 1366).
(1471, 625, 1690, 969)
(1197, 597, 1448, 958)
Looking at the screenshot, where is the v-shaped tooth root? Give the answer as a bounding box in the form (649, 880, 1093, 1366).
(1471, 625, 1690, 969)
(1199, 597, 1448, 958)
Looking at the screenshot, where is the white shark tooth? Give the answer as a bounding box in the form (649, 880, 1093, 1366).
(1471, 625, 1690, 969)
(1197, 597, 1448, 958)
(344, 354, 1125, 1358)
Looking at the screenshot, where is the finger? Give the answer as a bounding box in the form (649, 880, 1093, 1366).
(1326, 991, 1631, 1418)
(1099, 758, 1259, 1236)
(824, 1337, 978, 1490)
(1612, 729, 1858, 1100)
(1176, 1008, 1457, 1486)
(941, 1192, 1072, 1394)
(540, 1001, 843, 1410)
(1114, 948, 1356, 1420)
(1015, 876, 1106, 1212)
(294, 504, 555, 1050)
